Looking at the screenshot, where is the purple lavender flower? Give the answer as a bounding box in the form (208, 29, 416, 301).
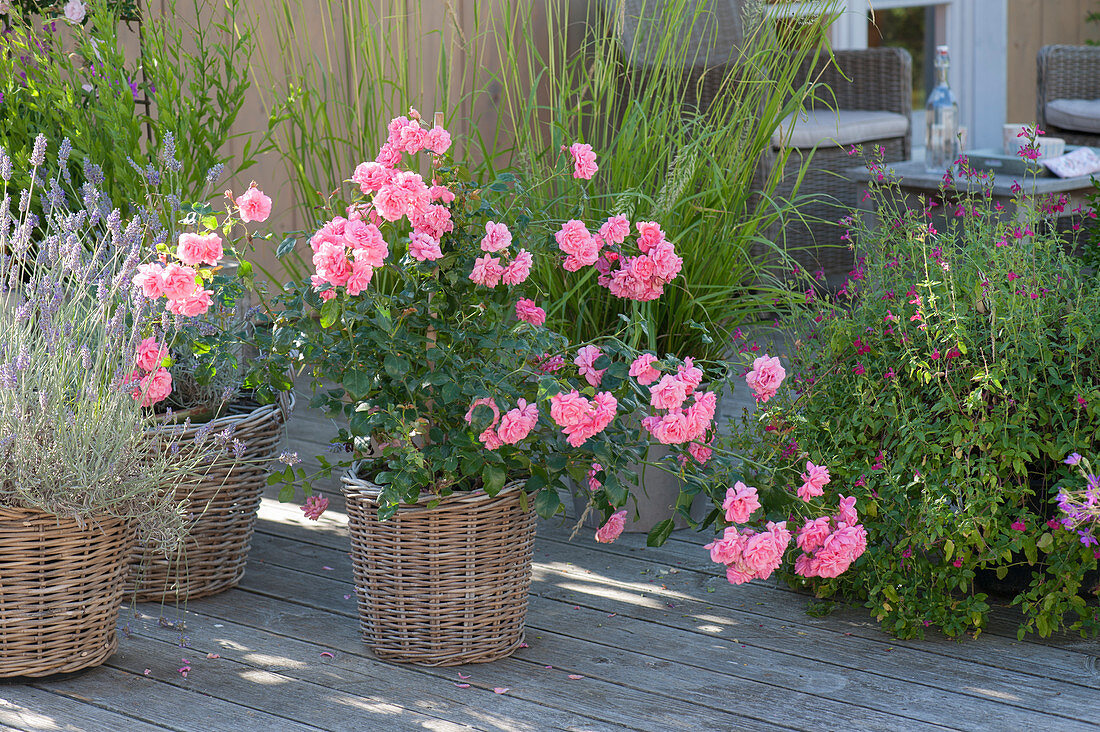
(29, 134, 47, 167)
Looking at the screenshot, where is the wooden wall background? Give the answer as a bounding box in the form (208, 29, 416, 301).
(1006, 0, 1100, 125)
(128, 0, 1099, 278)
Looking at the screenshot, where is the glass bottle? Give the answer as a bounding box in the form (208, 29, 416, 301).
(924, 45, 960, 173)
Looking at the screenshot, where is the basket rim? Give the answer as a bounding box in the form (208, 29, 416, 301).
(342, 464, 526, 509)
(149, 390, 295, 437)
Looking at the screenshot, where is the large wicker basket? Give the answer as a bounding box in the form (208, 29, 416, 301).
(128, 394, 292, 602)
(0, 507, 133, 677)
(343, 473, 536, 666)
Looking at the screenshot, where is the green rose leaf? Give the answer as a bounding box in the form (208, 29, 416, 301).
(647, 518, 675, 547)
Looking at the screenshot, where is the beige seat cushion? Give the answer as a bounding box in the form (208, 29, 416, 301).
(772, 108, 910, 149)
(1044, 98, 1100, 134)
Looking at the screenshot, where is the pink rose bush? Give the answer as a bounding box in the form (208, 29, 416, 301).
(695, 357, 866, 587)
(263, 113, 771, 549)
(132, 181, 280, 413)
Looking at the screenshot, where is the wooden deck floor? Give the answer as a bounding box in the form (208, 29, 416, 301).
(2, 396, 1099, 731)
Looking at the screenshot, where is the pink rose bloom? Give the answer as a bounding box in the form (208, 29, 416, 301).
(536, 354, 565, 373)
(502, 249, 533, 286)
(742, 530, 784, 578)
(567, 142, 598, 180)
(343, 219, 388, 266)
(374, 171, 429, 221)
(497, 399, 539, 445)
(586, 463, 603, 492)
(812, 524, 868, 577)
(549, 390, 589, 428)
(309, 218, 347, 252)
(793, 553, 816, 578)
(318, 288, 336, 301)
(302, 495, 329, 521)
(176, 232, 222, 267)
(133, 367, 172, 407)
(515, 298, 546, 326)
(429, 184, 455, 203)
(312, 241, 352, 287)
(464, 397, 500, 428)
(651, 411, 691, 445)
(684, 391, 717, 441)
(424, 125, 452, 154)
(595, 509, 627, 543)
(650, 374, 689, 410)
(746, 354, 786, 403)
(836, 495, 858, 526)
(635, 221, 665, 253)
(591, 391, 617, 424)
(687, 441, 712, 464)
(648, 241, 682, 280)
(352, 161, 393, 193)
(725, 562, 757, 585)
(410, 204, 454, 240)
(135, 337, 168, 373)
(677, 357, 703, 394)
(375, 142, 402, 167)
(408, 232, 443, 262)
(133, 263, 165, 299)
(479, 427, 504, 450)
(598, 215, 630, 244)
(629, 353, 661, 385)
(469, 254, 505, 288)
(555, 220, 592, 257)
(796, 516, 832, 554)
(705, 526, 745, 565)
(236, 185, 272, 223)
(160, 264, 199, 301)
(345, 257, 374, 296)
(798, 461, 831, 502)
(722, 481, 760, 524)
(166, 289, 213, 317)
(481, 221, 512, 253)
(574, 345, 605, 387)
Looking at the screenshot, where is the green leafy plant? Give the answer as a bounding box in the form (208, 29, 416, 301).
(258, 113, 739, 535)
(735, 145, 1100, 640)
(0, 0, 257, 213)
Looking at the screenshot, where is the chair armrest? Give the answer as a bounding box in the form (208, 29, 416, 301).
(1037, 45, 1100, 128)
(804, 48, 912, 119)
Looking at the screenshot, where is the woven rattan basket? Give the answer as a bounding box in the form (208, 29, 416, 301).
(0, 507, 133, 677)
(343, 472, 536, 666)
(128, 393, 292, 601)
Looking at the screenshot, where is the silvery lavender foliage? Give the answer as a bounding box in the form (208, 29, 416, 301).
(0, 137, 197, 544)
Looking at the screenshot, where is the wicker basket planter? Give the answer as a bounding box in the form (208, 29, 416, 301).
(0, 507, 134, 677)
(343, 471, 536, 666)
(128, 394, 292, 602)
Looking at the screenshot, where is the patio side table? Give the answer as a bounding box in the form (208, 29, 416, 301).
(847, 160, 1096, 229)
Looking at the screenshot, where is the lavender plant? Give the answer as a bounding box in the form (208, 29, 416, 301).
(0, 135, 219, 550)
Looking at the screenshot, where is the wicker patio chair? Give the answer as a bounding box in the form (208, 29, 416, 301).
(1036, 45, 1100, 147)
(763, 48, 912, 282)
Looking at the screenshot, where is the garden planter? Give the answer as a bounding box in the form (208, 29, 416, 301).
(343, 471, 535, 666)
(0, 507, 134, 677)
(573, 443, 706, 533)
(128, 394, 292, 601)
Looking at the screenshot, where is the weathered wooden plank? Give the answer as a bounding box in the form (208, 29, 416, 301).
(31, 663, 320, 732)
(243, 529, 1100, 728)
(98, 628, 481, 732)
(0, 685, 170, 732)
(157, 590, 782, 732)
(126, 604, 636, 732)
(231, 551, 988, 730)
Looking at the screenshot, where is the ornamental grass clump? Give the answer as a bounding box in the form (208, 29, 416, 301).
(736, 141, 1100, 639)
(0, 136, 219, 550)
